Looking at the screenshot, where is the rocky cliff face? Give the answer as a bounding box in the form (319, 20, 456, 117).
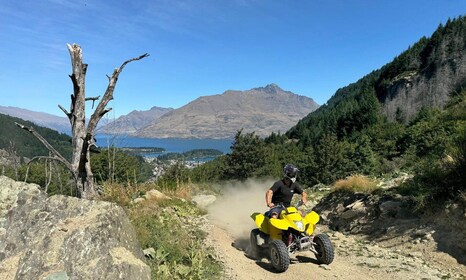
(0, 176, 150, 280)
(380, 19, 466, 121)
(135, 84, 319, 139)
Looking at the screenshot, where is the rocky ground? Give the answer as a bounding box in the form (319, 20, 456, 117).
(204, 221, 465, 280)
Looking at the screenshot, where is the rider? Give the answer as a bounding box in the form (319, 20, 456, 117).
(265, 164, 307, 218)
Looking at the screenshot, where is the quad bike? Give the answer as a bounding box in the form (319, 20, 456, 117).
(250, 203, 334, 272)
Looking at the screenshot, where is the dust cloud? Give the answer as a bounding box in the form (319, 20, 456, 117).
(207, 178, 276, 249)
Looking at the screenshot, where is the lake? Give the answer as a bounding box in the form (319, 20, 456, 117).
(95, 135, 233, 157)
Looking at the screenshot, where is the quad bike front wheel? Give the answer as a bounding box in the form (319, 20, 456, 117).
(313, 233, 334, 265)
(269, 239, 290, 272)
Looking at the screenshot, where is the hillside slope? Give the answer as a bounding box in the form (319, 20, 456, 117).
(0, 106, 70, 134)
(288, 15, 466, 140)
(0, 113, 72, 160)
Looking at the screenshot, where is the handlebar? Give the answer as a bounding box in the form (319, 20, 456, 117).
(270, 201, 303, 209)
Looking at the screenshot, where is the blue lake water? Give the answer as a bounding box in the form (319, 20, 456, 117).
(95, 135, 233, 157)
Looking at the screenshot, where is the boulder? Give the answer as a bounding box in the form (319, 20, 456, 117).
(0, 176, 150, 280)
(341, 199, 367, 220)
(379, 200, 403, 217)
(191, 195, 217, 208)
(144, 189, 170, 200)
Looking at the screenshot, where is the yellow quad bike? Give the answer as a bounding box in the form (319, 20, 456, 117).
(250, 203, 334, 272)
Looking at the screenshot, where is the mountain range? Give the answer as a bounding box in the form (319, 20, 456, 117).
(97, 106, 174, 135)
(135, 84, 319, 139)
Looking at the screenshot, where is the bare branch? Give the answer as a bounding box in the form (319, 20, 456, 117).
(85, 96, 100, 101)
(29, 156, 59, 163)
(86, 96, 100, 109)
(15, 122, 73, 172)
(58, 105, 72, 121)
(118, 53, 150, 72)
(100, 108, 112, 117)
(86, 53, 149, 134)
(27, 156, 75, 180)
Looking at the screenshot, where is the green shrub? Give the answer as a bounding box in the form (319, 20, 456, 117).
(129, 199, 221, 279)
(100, 183, 222, 280)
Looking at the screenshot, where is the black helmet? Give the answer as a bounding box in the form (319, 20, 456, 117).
(283, 164, 299, 179)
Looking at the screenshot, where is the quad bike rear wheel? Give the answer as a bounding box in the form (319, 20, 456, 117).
(313, 233, 334, 264)
(269, 239, 290, 272)
(249, 229, 264, 260)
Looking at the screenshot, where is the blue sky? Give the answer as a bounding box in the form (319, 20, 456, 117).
(0, 1, 465, 118)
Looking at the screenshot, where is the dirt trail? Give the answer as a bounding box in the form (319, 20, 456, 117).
(205, 179, 466, 280)
(208, 223, 366, 280)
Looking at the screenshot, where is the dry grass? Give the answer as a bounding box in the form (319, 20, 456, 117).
(333, 175, 380, 194)
(100, 182, 154, 206)
(160, 182, 193, 200)
(100, 180, 208, 206)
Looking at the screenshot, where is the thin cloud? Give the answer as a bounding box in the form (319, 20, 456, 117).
(45, 0, 88, 10)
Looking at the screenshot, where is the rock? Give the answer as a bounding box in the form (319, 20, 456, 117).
(133, 197, 146, 204)
(143, 248, 156, 259)
(346, 199, 365, 210)
(192, 194, 217, 208)
(379, 200, 402, 216)
(0, 176, 150, 280)
(319, 264, 331, 270)
(377, 173, 414, 189)
(319, 211, 329, 223)
(144, 189, 170, 200)
(43, 271, 69, 280)
(340, 209, 364, 220)
(340, 200, 367, 220)
(408, 252, 422, 258)
(413, 228, 434, 238)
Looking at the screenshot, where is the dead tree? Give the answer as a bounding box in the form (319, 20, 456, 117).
(16, 44, 149, 199)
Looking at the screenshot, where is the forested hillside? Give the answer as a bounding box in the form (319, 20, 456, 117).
(288, 15, 466, 143)
(0, 113, 72, 160)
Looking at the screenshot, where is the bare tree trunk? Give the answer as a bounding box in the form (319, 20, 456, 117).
(44, 159, 52, 193)
(24, 164, 30, 183)
(54, 160, 64, 194)
(111, 145, 116, 183)
(16, 44, 148, 199)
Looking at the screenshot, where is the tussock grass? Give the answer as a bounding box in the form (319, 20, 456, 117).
(333, 175, 380, 194)
(159, 181, 194, 200)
